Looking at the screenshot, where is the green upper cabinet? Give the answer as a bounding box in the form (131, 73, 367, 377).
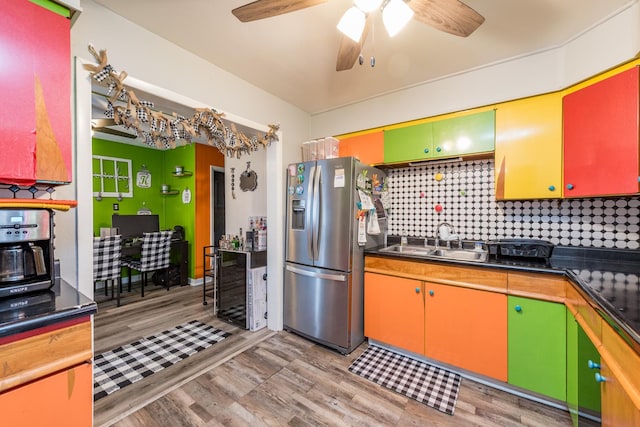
(383, 122, 433, 164)
(431, 110, 495, 158)
(508, 296, 567, 401)
(383, 110, 495, 164)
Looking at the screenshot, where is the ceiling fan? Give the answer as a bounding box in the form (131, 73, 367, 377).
(232, 0, 485, 71)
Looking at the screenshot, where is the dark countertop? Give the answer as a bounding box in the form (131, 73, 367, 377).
(0, 279, 97, 339)
(366, 241, 640, 349)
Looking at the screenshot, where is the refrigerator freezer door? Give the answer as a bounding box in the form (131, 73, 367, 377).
(314, 158, 355, 272)
(285, 162, 315, 266)
(283, 263, 351, 351)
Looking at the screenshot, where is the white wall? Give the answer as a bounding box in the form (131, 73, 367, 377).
(309, 2, 640, 138)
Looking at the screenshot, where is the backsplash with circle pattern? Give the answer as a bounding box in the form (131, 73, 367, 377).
(387, 158, 640, 250)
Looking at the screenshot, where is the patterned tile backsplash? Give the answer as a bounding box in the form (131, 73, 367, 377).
(387, 159, 640, 250)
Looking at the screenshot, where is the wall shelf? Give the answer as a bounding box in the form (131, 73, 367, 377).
(161, 190, 179, 195)
(172, 171, 192, 177)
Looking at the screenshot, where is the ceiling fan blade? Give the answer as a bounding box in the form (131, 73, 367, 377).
(232, 0, 327, 22)
(93, 126, 137, 139)
(336, 15, 372, 72)
(409, 0, 485, 37)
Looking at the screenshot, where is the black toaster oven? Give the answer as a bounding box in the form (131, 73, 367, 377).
(486, 239, 554, 260)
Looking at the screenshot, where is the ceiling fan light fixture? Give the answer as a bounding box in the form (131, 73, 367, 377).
(337, 6, 366, 42)
(382, 0, 414, 37)
(354, 0, 383, 13)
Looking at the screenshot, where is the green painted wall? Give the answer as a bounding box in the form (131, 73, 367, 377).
(162, 144, 196, 272)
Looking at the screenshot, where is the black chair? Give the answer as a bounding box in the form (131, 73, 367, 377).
(93, 235, 122, 306)
(121, 231, 173, 297)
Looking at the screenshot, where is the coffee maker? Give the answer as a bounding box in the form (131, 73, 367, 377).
(0, 209, 54, 298)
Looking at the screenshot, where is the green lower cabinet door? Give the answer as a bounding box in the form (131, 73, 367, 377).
(567, 315, 602, 426)
(508, 296, 566, 401)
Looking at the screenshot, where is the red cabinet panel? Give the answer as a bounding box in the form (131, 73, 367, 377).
(563, 67, 639, 197)
(0, 0, 71, 185)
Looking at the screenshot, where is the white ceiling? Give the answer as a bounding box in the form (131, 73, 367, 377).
(93, 0, 634, 115)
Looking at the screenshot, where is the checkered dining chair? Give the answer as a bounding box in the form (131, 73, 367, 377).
(93, 235, 123, 306)
(121, 231, 173, 297)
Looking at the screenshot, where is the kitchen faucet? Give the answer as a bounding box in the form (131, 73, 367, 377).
(435, 222, 460, 249)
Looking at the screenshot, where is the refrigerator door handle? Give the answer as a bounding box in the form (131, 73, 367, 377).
(312, 164, 322, 261)
(286, 265, 347, 282)
(306, 165, 316, 260)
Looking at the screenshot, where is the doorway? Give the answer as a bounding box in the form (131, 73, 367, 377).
(211, 167, 225, 246)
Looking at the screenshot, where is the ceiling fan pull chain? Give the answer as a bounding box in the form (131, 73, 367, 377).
(371, 16, 376, 67)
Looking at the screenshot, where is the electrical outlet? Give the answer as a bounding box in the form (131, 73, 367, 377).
(113, 203, 119, 210)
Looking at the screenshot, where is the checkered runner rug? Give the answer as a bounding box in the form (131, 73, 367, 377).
(93, 320, 231, 401)
(348, 345, 461, 415)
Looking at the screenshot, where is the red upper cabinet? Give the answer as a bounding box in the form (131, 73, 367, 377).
(0, 0, 71, 185)
(563, 66, 639, 197)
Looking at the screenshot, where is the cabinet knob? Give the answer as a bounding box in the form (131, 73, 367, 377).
(595, 373, 607, 383)
(566, 183, 574, 190)
(415, 287, 420, 293)
(429, 290, 434, 296)
(548, 185, 556, 191)
(514, 305, 522, 312)
(587, 360, 600, 369)
(435, 147, 442, 152)
(424, 148, 429, 154)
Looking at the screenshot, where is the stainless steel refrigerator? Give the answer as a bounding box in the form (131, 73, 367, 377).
(284, 157, 385, 354)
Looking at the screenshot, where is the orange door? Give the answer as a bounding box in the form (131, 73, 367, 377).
(425, 283, 507, 381)
(365, 272, 424, 355)
(0, 363, 92, 427)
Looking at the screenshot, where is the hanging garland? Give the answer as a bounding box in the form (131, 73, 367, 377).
(84, 45, 279, 158)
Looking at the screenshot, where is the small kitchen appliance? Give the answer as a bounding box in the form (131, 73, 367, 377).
(486, 239, 554, 262)
(0, 209, 55, 298)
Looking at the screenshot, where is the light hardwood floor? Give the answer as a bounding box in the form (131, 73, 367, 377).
(94, 284, 588, 427)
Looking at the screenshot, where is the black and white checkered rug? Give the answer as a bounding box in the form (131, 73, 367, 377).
(93, 320, 231, 401)
(348, 345, 461, 415)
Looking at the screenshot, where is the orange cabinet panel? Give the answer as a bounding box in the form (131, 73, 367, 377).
(600, 361, 640, 427)
(364, 272, 424, 355)
(563, 66, 639, 197)
(339, 131, 384, 165)
(0, 362, 92, 427)
(425, 283, 508, 381)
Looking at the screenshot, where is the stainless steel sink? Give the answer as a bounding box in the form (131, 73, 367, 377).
(379, 245, 433, 256)
(430, 248, 488, 262)
(379, 244, 488, 263)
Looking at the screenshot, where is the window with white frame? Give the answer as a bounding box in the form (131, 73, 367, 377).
(92, 155, 133, 198)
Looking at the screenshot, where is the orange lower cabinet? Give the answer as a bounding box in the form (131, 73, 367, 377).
(599, 361, 640, 427)
(364, 272, 425, 355)
(424, 282, 508, 381)
(0, 362, 92, 427)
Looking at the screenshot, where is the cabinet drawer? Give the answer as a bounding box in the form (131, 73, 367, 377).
(566, 284, 602, 346)
(0, 320, 92, 392)
(365, 256, 507, 293)
(507, 272, 566, 303)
